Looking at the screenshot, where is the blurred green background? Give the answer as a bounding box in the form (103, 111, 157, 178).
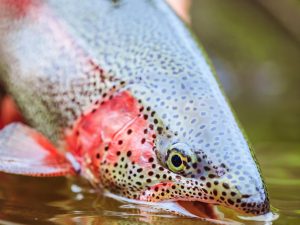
(192, 0, 300, 143)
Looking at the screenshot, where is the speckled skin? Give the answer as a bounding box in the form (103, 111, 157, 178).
(0, 0, 269, 215)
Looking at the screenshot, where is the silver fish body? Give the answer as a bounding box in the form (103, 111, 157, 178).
(0, 0, 269, 216)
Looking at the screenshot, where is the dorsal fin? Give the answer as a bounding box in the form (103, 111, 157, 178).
(0, 123, 75, 176)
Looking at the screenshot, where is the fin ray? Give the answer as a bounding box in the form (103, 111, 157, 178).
(0, 123, 74, 176)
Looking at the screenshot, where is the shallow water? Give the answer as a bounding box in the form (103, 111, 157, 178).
(1, 0, 300, 224)
(0, 142, 299, 225)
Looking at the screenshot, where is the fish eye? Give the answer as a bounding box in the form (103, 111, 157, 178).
(167, 149, 187, 173)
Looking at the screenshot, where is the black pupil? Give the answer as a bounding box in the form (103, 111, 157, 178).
(171, 154, 182, 167)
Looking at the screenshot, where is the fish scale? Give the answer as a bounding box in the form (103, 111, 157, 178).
(0, 0, 270, 218)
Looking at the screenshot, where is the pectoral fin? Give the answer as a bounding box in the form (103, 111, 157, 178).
(0, 123, 75, 176)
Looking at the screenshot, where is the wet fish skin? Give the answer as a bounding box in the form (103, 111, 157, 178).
(0, 0, 270, 216)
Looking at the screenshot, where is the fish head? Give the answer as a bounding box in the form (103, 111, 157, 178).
(107, 72, 270, 217)
(65, 70, 270, 218)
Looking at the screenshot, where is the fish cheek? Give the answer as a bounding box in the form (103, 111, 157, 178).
(99, 150, 161, 199)
(97, 115, 160, 198)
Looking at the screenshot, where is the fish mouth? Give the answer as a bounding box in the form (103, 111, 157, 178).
(176, 201, 221, 219)
(104, 191, 277, 223)
(176, 200, 278, 223)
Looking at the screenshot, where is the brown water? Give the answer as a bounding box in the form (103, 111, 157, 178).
(1, 1, 300, 224)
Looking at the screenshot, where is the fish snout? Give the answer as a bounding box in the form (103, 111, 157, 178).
(212, 177, 270, 216)
(237, 188, 270, 215)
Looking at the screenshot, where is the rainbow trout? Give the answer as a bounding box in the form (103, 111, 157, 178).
(0, 0, 270, 219)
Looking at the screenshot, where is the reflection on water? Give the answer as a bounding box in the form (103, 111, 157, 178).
(0, 143, 297, 225)
(0, 0, 300, 224)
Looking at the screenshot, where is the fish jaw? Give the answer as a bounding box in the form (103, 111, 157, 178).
(138, 171, 269, 216)
(66, 90, 269, 217)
